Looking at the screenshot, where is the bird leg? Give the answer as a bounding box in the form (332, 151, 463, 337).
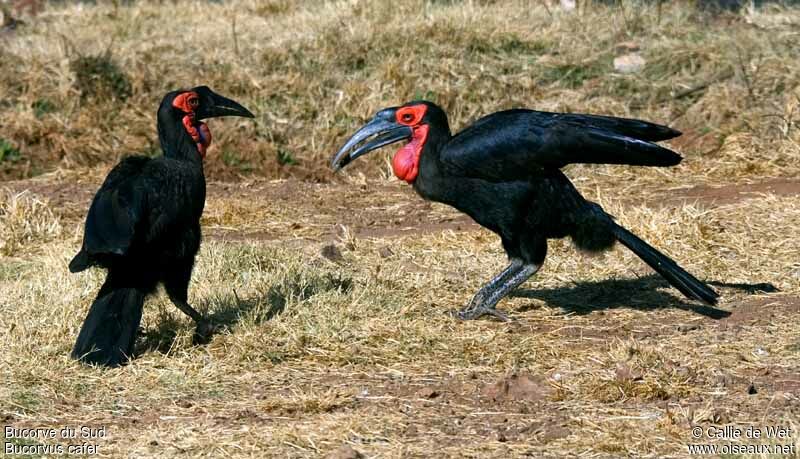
(169, 297, 203, 322)
(169, 297, 217, 344)
(463, 258, 524, 310)
(458, 261, 540, 321)
(164, 264, 218, 344)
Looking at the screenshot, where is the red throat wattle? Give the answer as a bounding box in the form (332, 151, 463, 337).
(172, 91, 212, 159)
(180, 115, 212, 159)
(392, 124, 429, 183)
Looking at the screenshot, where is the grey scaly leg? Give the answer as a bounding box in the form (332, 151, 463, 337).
(458, 261, 540, 321)
(463, 258, 524, 310)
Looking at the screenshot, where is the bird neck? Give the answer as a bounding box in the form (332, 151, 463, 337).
(393, 124, 451, 184)
(409, 130, 452, 200)
(157, 118, 205, 165)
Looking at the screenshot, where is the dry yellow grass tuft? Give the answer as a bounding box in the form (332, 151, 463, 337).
(0, 188, 61, 256)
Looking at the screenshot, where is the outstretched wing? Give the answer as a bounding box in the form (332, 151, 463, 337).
(81, 156, 151, 256)
(440, 110, 682, 182)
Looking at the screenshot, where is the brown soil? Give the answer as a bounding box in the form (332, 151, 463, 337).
(5, 176, 800, 243)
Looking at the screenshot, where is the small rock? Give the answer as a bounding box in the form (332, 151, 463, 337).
(324, 445, 363, 459)
(321, 244, 344, 263)
(613, 53, 646, 74)
(677, 323, 700, 333)
(378, 246, 394, 258)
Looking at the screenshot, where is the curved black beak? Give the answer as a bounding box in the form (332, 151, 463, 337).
(193, 86, 255, 120)
(331, 109, 413, 171)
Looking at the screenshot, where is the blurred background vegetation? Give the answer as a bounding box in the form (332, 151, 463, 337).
(1, 0, 798, 183)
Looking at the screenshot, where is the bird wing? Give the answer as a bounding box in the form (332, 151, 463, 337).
(440, 110, 683, 182)
(81, 156, 151, 256)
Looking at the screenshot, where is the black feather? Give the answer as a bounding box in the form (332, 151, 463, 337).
(441, 109, 683, 182)
(612, 223, 719, 305)
(71, 287, 145, 367)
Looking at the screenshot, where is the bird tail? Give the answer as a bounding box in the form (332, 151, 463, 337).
(611, 223, 719, 305)
(71, 287, 145, 367)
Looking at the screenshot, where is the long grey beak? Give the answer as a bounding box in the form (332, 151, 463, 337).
(331, 117, 412, 171)
(193, 86, 255, 120)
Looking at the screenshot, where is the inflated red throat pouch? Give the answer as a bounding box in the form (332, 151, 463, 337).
(392, 124, 429, 183)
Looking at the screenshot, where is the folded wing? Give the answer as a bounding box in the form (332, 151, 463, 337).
(440, 110, 682, 182)
(81, 156, 150, 256)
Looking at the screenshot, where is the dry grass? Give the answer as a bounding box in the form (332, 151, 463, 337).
(2, 0, 800, 457)
(0, 188, 61, 256)
(0, 0, 799, 185)
(1, 182, 798, 457)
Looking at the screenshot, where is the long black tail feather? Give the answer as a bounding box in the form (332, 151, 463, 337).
(71, 287, 145, 367)
(612, 223, 719, 305)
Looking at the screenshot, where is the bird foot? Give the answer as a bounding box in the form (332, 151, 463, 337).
(192, 319, 221, 344)
(455, 305, 511, 322)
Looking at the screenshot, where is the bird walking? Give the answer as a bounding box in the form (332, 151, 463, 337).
(331, 101, 719, 320)
(69, 86, 254, 366)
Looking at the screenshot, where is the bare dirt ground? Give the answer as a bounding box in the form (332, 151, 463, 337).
(6, 175, 800, 242)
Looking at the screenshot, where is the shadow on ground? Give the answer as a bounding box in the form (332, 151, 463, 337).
(511, 274, 778, 319)
(135, 273, 353, 356)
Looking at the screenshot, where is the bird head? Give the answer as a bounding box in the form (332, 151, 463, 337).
(331, 101, 449, 183)
(158, 86, 254, 161)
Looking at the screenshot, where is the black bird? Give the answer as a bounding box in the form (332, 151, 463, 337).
(69, 86, 254, 366)
(331, 101, 719, 320)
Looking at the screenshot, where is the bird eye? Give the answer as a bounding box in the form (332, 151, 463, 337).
(396, 105, 427, 125)
(188, 97, 199, 107)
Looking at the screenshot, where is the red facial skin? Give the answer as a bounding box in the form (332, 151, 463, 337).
(172, 91, 212, 159)
(392, 104, 428, 183)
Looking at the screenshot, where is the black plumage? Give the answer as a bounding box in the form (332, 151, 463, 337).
(332, 101, 719, 320)
(69, 86, 253, 366)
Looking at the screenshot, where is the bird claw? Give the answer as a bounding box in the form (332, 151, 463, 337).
(455, 305, 511, 322)
(192, 319, 220, 344)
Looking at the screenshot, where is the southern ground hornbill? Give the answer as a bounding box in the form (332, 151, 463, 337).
(331, 101, 719, 320)
(69, 86, 254, 366)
